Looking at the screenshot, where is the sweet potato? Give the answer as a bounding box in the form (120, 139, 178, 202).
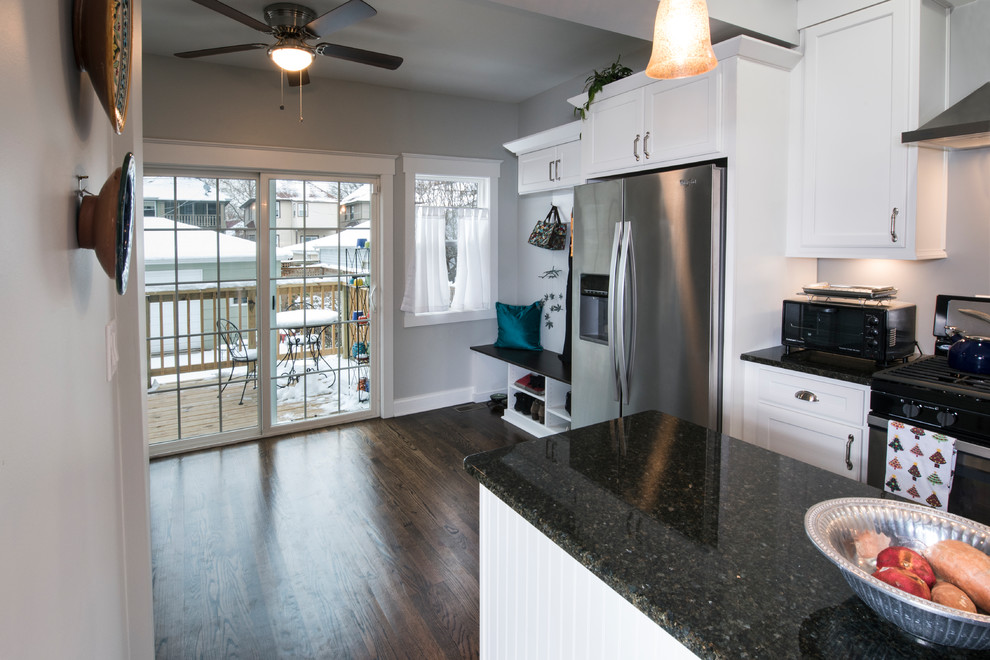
(931, 580, 978, 614)
(923, 540, 990, 612)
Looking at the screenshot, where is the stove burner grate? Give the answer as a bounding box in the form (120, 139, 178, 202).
(872, 355, 990, 399)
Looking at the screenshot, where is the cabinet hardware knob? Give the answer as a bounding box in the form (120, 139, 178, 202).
(890, 207, 899, 243)
(633, 134, 641, 161)
(845, 434, 855, 471)
(795, 390, 819, 403)
(643, 131, 651, 159)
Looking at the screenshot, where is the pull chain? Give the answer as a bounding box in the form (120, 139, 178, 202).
(299, 77, 304, 122)
(279, 69, 285, 111)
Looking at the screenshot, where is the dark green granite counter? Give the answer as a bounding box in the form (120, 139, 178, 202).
(463, 410, 982, 659)
(741, 345, 892, 385)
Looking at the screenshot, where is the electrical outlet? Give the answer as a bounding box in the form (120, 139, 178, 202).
(106, 319, 118, 381)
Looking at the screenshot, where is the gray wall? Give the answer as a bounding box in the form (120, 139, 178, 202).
(1, 0, 153, 656)
(817, 0, 990, 353)
(144, 54, 520, 401)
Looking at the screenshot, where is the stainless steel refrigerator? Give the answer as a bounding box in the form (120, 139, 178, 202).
(571, 163, 725, 431)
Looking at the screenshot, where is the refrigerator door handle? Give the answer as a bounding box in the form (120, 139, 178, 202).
(623, 220, 637, 402)
(608, 221, 623, 401)
(616, 220, 632, 405)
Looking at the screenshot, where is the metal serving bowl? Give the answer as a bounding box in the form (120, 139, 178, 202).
(805, 497, 990, 649)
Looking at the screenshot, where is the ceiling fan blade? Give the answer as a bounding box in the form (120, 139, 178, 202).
(175, 43, 269, 59)
(316, 43, 402, 70)
(305, 0, 377, 38)
(287, 70, 311, 87)
(190, 0, 272, 33)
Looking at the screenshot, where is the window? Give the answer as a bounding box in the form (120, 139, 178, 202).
(294, 201, 308, 217)
(400, 155, 500, 326)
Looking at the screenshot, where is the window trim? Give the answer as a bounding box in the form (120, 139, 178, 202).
(400, 154, 501, 328)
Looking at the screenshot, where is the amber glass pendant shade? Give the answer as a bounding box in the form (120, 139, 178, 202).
(646, 0, 717, 80)
(77, 153, 136, 295)
(73, 0, 132, 134)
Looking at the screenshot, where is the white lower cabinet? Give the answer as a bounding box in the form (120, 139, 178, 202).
(745, 363, 869, 481)
(503, 363, 571, 438)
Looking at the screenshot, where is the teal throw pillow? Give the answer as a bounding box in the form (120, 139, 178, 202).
(494, 301, 543, 351)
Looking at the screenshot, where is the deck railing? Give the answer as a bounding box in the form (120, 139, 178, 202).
(146, 279, 370, 381)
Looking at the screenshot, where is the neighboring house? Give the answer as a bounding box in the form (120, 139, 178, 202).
(144, 217, 292, 355)
(273, 183, 339, 247)
(143, 176, 234, 230)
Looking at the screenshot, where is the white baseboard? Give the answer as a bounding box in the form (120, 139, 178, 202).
(393, 387, 475, 417)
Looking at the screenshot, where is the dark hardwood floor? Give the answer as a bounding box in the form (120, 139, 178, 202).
(151, 403, 529, 659)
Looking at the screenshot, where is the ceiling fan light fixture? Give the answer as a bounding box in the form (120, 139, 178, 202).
(269, 40, 315, 71)
(646, 0, 717, 80)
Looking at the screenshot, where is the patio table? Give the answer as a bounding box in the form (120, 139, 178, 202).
(275, 309, 339, 383)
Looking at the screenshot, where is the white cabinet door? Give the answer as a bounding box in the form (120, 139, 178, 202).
(800, 2, 907, 250)
(518, 146, 557, 194)
(793, 0, 948, 260)
(585, 88, 645, 175)
(556, 139, 582, 188)
(758, 404, 864, 481)
(644, 74, 721, 164)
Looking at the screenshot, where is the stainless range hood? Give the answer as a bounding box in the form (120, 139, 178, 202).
(902, 83, 990, 150)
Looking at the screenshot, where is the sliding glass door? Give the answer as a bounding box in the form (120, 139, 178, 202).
(144, 171, 378, 452)
(268, 177, 375, 426)
(144, 174, 260, 444)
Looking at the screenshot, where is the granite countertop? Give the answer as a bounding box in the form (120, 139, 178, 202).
(463, 411, 983, 659)
(740, 345, 893, 385)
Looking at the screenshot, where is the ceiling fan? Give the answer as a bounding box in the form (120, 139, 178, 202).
(175, 0, 403, 86)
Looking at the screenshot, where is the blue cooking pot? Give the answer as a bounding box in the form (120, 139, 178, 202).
(947, 329, 990, 375)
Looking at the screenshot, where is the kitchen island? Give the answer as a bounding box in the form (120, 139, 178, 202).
(463, 410, 983, 659)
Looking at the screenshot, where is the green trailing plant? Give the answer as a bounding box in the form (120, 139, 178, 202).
(575, 56, 634, 120)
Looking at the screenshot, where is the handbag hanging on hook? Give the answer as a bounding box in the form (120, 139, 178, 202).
(527, 205, 567, 251)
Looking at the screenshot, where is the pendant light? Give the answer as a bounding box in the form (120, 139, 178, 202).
(645, 0, 717, 80)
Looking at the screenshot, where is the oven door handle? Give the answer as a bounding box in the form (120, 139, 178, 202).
(869, 415, 990, 460)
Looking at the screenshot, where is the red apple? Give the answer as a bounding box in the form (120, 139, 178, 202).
(876, 546, 937, 587)
(872, 566, 932, 600)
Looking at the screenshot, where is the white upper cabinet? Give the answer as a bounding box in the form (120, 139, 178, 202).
(505, 121, 582, 195)
(789, 0, 949, 260)
(581, 71, 722, 177)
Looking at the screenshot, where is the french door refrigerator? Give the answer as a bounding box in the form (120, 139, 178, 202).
(571, 163, 725, 431)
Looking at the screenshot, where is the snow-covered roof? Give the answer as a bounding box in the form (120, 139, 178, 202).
(283, 221, 371, 258)
(340, 184, 372, 205)
(144, 217, 292, 264)
(143, 177, 233, 202)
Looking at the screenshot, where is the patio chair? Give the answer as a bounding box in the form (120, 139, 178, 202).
(217, 319, 257, 405)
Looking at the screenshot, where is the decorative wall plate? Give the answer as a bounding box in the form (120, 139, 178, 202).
(73, 0, 132, 134)
(77, 153, 136, 295)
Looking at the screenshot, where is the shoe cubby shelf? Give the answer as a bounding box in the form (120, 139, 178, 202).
(471, 344, 571, 439)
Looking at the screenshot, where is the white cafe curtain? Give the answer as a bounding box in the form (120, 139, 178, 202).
(450, 208, 490, 311)
(401, 206, 451, 313)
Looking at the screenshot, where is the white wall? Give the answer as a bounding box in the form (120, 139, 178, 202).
(817, 0, 990, 354)
(143, 55, 521, 407)
(0, 1, 153, 658)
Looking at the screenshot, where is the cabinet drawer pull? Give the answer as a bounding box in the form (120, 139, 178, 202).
(555, 158, 562, 181)
(845, 434, 855, 471)
(633, 134, 641, 161)
(643, 131, 650, 159)
(890, 207, 899, 243)
(794, 390, 819, 403)
(548, 161, 554, 182)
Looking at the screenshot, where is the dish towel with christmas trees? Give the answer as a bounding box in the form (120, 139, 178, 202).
(883, 420, 957, 511)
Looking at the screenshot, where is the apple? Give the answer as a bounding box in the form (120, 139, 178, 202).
(872, 566, 932, 600)
(876, 546, 937, 587)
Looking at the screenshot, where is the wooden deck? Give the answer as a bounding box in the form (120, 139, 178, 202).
(148, 367, 370, 445)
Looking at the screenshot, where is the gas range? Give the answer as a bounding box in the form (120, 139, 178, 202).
(870, 355, 990, 444)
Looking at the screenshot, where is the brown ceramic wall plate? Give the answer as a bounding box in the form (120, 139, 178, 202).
(73, 0, 132, 134)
